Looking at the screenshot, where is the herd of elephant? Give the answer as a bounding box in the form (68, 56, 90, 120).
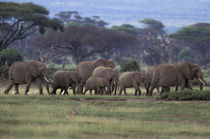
(2, 58, 206, 96)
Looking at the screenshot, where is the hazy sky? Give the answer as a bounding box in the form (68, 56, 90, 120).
(5, 0, 210, 30)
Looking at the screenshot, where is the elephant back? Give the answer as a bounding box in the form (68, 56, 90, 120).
(92, 66, 113, 79)
(119, 72, 135, 87)
(9, 62, 26, 83)
(75, 59, 115, 83)
(153, 64, 178, 86)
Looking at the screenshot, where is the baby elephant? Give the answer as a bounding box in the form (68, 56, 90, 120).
(84, 77, 109, 95)
(51, 70, 80, 95)
(119, 71, 145, 96)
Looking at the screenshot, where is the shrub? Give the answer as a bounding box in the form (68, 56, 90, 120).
(160, 90, 210, 100)
(0, 66, 9, 79)
(120, 60, 140, 72)
(0, 48, 23, 67)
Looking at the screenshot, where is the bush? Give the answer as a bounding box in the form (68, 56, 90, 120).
(160, 90, 210, 100)
(0, 48, 23, 67)
(120, 60, 140, 72)
(0, 66, 9, 79)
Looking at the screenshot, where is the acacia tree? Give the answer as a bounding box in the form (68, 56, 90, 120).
(171, 23, 210, 66)
(33, 24, 137, 64)
(0, 2, 64, 50)
(55, 11, 108, 27)
(139, 19, 176, 64)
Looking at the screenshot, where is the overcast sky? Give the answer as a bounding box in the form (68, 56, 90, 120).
(5, 0, 210, 31)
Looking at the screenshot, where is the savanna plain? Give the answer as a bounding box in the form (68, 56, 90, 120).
(1, 80, 210, 139)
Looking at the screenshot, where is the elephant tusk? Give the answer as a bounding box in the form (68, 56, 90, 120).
(44, 76, 51, 83)
(198, 78, 206, 86)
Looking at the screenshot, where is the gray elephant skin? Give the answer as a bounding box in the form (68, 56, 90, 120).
(144, 66, 160, 95)
(84, 77, 109, 95)
(51, 70, 80, 95)
(92, 66, 119, 95)
(4, 61, 50, 95)
(75, 58, 115, 94)
(148, 62, 205, 96)
(119, 71, 145, 96)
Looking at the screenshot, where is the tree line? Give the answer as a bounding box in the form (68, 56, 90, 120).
(1, 1, 210, 69)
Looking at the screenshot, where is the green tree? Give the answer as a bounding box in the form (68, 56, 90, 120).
(0, 48, 23, 66)
(171, 23, 210, 63)
(0, 2, 64, 51)
(120, 60, 140, 72)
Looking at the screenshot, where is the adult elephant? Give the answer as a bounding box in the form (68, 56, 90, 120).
(144, 66, 160, 95)
(74, 58, 115, 94)
(4, 61, 51, 95)
(92, 66, 119, 95)
(148, 62, 205, 96)
(119, 71, 145, 96)
(51, 70, 80, 95)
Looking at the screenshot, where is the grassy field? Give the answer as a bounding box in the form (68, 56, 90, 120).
(1, 84, 210, 139)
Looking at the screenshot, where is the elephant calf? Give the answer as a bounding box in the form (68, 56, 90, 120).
(51, 70, 80, 95)
(84, 77, 109, 95)
(119, 71, 145, 95)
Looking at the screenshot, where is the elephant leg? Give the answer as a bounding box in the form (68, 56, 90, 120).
(156, 87, 160, 93)
(180, 80, 185, 91)
(72, 84, 76, 95)
(80, 83, 84, 94)
(15, 84, 19, 94)
(45, 80, 50, 95)
(36, 78, 43, 95)
(133, 82, 140, 96)
(168, 87, 171, 92)
(60, 88, 64, 95)
(64, 87, 69, 95)
(185, 79, 192, 90)
(160, 87, 163, 94)
(4, 80, 14, 94)
(119, 88, 123, 95)
(25, 80, 32, 95)
(83, 89, 88, 95)
(138, 87, 141, 96)
(76, 83, 83, 94)
(104, 87, 108, 95)
(175, 84, 179, 92)
(145, 84, 150, 96)
(124, 88, 127, 95)
(148, 85, 156, 96)
(51, 87, 58, 95)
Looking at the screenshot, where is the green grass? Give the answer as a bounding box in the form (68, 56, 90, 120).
(1, 85, 210, 139)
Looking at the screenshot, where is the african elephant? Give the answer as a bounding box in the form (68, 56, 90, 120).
(51, 70, 80, 95)
(84, 77, 109, 95)
(92, 66, 119, 95)
(144, 66, 160, 95)
(4, 61, 50, 95)
(148, 62, 205, 96)
(75, 58, 115, 94)
(119, 71, 145, 96)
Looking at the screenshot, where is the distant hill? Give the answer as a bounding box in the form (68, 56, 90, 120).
(9, 0, 210, 33)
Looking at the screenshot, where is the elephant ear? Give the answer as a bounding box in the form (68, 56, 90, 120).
(179, 62, 193, 79)
(70, 72, 79, 82)
(26, 62, 39, 77)
(191, 64, 199, 76)
(38, 65, 46, 76)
